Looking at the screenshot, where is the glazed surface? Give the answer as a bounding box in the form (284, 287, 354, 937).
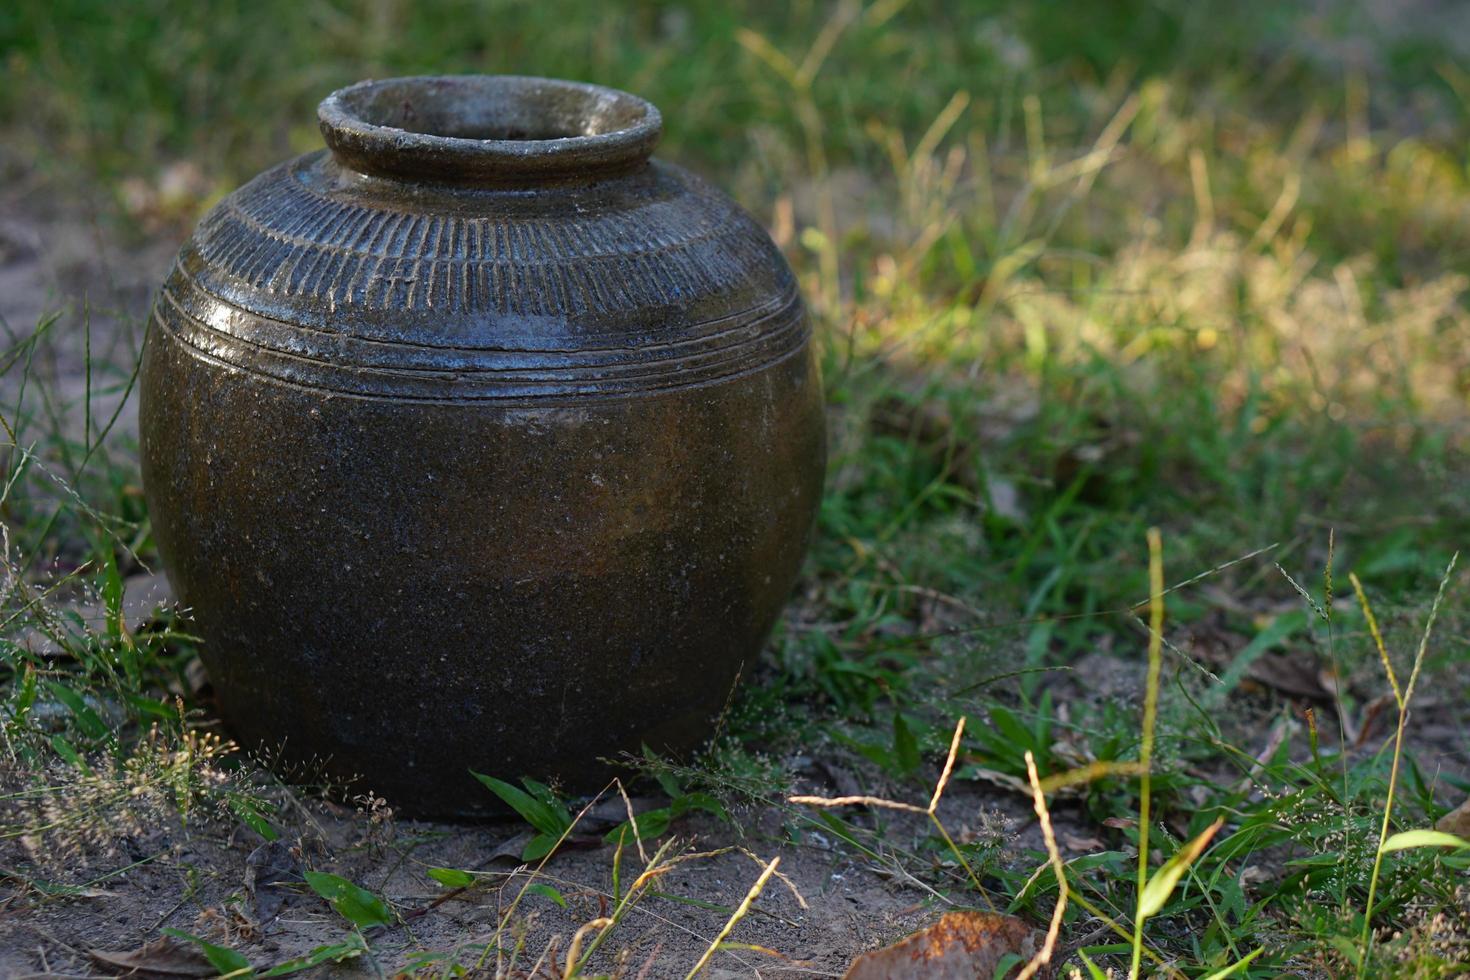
(141, 86, 824, 815)
(142, 336, 823, 814)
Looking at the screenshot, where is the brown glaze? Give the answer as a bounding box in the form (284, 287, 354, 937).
(139, 76, 825, 817)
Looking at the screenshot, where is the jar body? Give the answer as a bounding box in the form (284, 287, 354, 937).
(139, 79, 824, 816)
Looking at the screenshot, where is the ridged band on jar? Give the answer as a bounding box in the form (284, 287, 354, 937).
(149, 150, 812, 402)
(152, 271, 808, 401)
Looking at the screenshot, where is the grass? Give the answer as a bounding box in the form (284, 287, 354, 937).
(5, 0, 1470, 975)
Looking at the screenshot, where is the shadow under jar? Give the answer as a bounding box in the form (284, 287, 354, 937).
(140, 76, 825, 817)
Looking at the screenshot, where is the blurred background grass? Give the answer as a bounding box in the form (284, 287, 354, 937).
(2, 0, 1287, 180)
(5, 0, 1470, 686)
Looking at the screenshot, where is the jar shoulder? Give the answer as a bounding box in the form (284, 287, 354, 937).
(150, 153, 812, 402)
(173, 152, 796, 337)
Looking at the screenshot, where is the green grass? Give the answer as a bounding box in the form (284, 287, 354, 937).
(5, 0, 1470, 976)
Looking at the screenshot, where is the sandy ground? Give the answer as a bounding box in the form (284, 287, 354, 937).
(0, 768, 1062, 978)
(0, 173, 174, 445)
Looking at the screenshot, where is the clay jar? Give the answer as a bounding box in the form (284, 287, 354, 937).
(140, 76, 824, 816)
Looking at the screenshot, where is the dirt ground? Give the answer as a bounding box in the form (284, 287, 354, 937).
(2, 802, 915, 976)
(1, 767, 1063, 977)
(0, 172, 172, 445)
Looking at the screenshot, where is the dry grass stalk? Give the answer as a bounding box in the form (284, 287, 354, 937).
(1018, 750, 1065, 980)
(683, 856, 781, 979)
(784, 794, 926, 813)
(613, 777, 649, 865)
(1354, 554, 1459, 976)
(1130, 527, 1165, 980)
(739, 846, 808, 908)
(563, 918, 611, 979)
(787, 717, 994, 905)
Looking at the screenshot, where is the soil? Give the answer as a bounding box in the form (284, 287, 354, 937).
(0, 794, 956, 977)
(0, 173, 172, 445)
(0, 638, 1057, 978)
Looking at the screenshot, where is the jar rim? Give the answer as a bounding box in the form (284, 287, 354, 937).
(318, 75, 662, 185)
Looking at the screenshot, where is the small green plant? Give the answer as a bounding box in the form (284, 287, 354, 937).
(164, 926, 369, 978)
(157, 872, 387, 979)
(303, 870, 393, 930)
(471, 773, 574, 861)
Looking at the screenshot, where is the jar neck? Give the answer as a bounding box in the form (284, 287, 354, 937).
(317, 75, 662, 189)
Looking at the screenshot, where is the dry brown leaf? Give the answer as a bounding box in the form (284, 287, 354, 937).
(1351, 691, 1397, 749)
(1245, 650, 1331, 700)
(1436, 797, 1470, 837)
(90, 936, 215, 977)
(964, 766, 1034, 797)
(1062, 833, 1104, 853)
(244, 838, 302, 923)
(843, 910, 1048, 979)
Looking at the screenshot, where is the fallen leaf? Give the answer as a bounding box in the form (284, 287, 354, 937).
(90, 936, 214, 977)
(580, 795, 664, 833)
(245, 838, 302, 923)
(1246, 650, 1331, 700)
(814, 758, 866, 800)
(843, 910, 1048, 979)
(1239, 866, 1272, 887)
(1062, 833, 1104, 853)
(487, 830, 537, 864)
(1436, 797, 1470, 837)
(961, 765, 1034, 797)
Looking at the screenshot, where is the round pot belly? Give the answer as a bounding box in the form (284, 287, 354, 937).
(141, 320, 823, 815)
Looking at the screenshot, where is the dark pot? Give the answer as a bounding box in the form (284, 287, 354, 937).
(139, 76, 824, 817)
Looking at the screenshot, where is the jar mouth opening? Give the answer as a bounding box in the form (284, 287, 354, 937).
(318, 75, 662, 185)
